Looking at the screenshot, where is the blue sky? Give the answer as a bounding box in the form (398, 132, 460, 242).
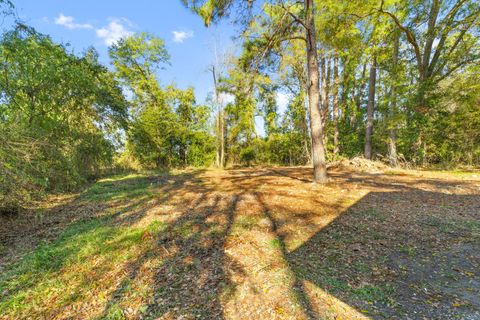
(10, 0, 237, 103)
(6, 0, 293, 135)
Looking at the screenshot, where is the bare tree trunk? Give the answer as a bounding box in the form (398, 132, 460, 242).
(321, 51, 330, 151)
(300, 88, 312, 165)
(305, 0, 327, 183)
(364, 55, 376, 160)
(353, 62, 367, 127)
(212, 66, 224, 168)
(333, 51, 339, 155)
(220, 110, 225, 167)
(388, 32, 400, 167)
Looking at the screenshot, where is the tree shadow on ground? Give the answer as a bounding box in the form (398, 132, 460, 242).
(228, 167, 480, 319)
(284, 189, 480, 319)
(0, 170, 205, 310)
(98, 198, 247, 319)
(2, 167, 480, 319)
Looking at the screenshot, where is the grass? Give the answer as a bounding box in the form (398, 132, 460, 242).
(80, 174, 155, 202)
(0, 216, 165, 318)
(0, 167, 479, 319)
(0, 174, 170, 319)
(424, 215, 480, 235)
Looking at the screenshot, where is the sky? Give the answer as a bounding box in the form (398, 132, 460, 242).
(9, 0, 237, 103)
(6, 0, 291, 136)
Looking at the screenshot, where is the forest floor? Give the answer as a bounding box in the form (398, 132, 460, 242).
(0, 166, 479, 320)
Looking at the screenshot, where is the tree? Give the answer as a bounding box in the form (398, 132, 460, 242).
(332, 51, 340, 155)
(379, 0, 480, 110)
(0, 25, 128, 210)
(387, 30, 400, 166)
(109, 32, 170, 109)
(211, 65, 225, 168)
(364, 55, 377, 160)
(182, 0, 328, 183)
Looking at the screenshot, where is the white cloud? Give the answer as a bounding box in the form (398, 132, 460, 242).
(54, 13, 93, 30)
(172, 30, 194, 43)
(96, 20, 133, 46)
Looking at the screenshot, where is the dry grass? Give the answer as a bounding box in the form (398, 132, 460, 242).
(1, 167, 479, 319)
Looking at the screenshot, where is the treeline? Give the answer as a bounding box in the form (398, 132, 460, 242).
(0, 27, 215, 211)
(0, 25, 128, 211)
(185, 0, 480, 176)
(1, 0, 479, 210)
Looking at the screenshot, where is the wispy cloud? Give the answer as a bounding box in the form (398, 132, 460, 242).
(172, 30, 194, 43)
(54, 13, 93, 30)
(52, 14, 134, 46)
(96, 19, 133, 46)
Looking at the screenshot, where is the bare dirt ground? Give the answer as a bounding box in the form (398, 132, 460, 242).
(1, 167, 479, 319)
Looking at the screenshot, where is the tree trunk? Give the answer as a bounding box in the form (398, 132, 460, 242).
(353, 62, 367, 127)
(388, 32, 400, 167)
(212, 66, 224, 168)
(388, 129, 398, 166)
(333, 51, 339, 155)
(220, 109, 225, 167)
(325, 56, 331, 148)
(305, 0, 327, 183)
(364, 55, 376, 160)
(301, 89, 312, 165)
(321, 51, 330, 151)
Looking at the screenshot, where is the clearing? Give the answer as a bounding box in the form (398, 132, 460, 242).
(1, 167, 479, 319)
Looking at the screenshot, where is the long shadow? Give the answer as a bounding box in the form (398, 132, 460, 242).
(228, 168, 479, 318)
(287, 189, 480, 319)
(0, 170, 206, 309)
(3, 167, 479, 319)
(97, 178, 246, 319)
(254, 191, 319, 320)
(145, 193, 241, 319)
(269, 168, 312, 183)
(97, 190, 213, 319)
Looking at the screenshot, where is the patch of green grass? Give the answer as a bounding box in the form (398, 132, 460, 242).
(461, 220, 480, 232)
(425, 216, 480, 235)
(172, 222, 198, 238)
(102, 304, 126, 320)
(294, 264, 350, 294)
(0, 215, 167, 318)
(235, 215, 258, 230)
(294, 261, 395, 306)
(399, 245, 417, 256)
(81, 174, 154, 202)
(352, 262, 371, 273)
(269, 238, 283, 249)
(351, 284, 392, 303)
(362, 208, 387, 222)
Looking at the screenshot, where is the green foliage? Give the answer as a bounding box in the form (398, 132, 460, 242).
(0, 26, 128, 210)
(124, 85, 215, 168)
(239, 146, 256, 166)
(109, 33, 215, 169)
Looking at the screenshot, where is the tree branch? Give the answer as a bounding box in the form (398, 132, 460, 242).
(378, 0, 423, 75)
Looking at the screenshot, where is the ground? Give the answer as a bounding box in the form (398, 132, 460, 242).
(0, 167, 479, 320)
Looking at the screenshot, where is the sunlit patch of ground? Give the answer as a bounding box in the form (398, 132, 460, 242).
(1, 167, 479, 319)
